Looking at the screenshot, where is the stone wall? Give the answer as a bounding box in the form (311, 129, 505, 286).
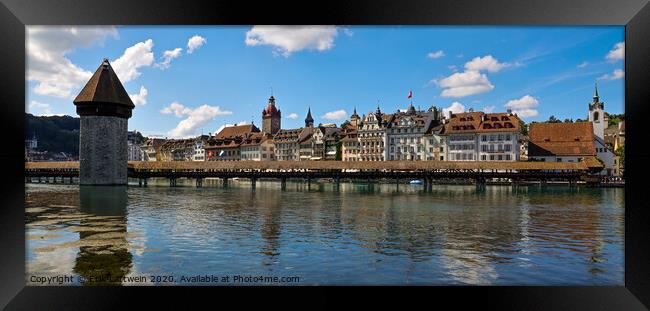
(79, 116, 128, 185)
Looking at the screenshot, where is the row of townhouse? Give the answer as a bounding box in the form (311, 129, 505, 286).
(340, 104, 522, 162)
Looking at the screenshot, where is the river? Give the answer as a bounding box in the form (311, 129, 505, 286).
(25, 180, 624, 285)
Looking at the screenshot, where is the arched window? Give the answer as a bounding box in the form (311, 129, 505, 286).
(594, 111, 599, 121)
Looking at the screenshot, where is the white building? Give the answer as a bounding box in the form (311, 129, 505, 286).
(358, 106, 390, 161)
(192, 135, 209, 161)
(442, 111, 521, 161)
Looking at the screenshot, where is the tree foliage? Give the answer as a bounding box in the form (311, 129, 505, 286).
(25, 113, 80, 155)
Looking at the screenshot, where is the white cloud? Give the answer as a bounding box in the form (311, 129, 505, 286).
(162, 102, 233, 138)
(482, 105, 496, 113)
(448, 65, 458, 72)
(111, 39, 155, 83)
(464, 55, 513, 73)
(435, 70, 494, 98)
(245, 26, 338, 57)
(606, 42, 624, 61)
(187, 35, 206, 54)
(129, 86, 148, 106)
(577, 61, 589, 68)
(598, 69, 625, 81)
(28, 100, 53, 115)
(286, 113, 299, 119)
(155, 47, 182, 69)
(443, 102, 465, 116)
(26, 26, 118, 98)
(504, 95, 539, 118)
(321, 110, 347, 120)
(427, 50, 445, 59)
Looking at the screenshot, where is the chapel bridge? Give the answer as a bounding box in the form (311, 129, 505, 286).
(25, 159, 604, 189)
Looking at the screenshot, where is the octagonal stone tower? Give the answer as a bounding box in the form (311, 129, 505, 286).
(73, 59, 135, 185)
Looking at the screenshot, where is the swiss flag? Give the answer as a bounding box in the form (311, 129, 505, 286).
(407, 90, 413, 99)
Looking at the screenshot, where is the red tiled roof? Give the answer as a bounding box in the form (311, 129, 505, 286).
(442, 112, 521, 134)
(528, 122, 596, 157)
(215, 124, 259, 139)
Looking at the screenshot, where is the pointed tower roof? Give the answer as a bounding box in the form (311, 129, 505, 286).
(351, 107, 359, 118)
(74, 59, 134, 108)
(593, 81, 600, 102)
(74, 59, 134, 118)
(305, 107, 314, 126)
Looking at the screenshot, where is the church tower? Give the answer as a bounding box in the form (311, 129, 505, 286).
(73, 59, 135, 185)
(588, 81, 606, 140)
(350, 107, 359, 127)
(262, 95, 281, 135)
(305, 107, 314, 127)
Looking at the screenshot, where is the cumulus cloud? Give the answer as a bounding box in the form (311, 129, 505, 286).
(598, 69, 625, 81)
(187, 35, 206, 54)
(435, 70, 494, 98)
(606, 42, 624, 61)
(129, 86, 148, 106)
(505, 95, 539, 118)
(111, 39, 155, 83)
(245, 26, 338, 57)
(443, 102, 465, 116)
(286, 113, 299, 119)
(26, 26, 118, 98)
(321, 110, 347, 120)
(155, 47, 182, 69)
(161, 102, 233, 138)
(427, 50, 445, 59)
(464, 55, 514, 73)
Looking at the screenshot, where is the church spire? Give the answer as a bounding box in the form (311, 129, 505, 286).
(593, 80, 600, 102)
(305, 107, 314, 127)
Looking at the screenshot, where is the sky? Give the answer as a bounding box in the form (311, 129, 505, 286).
(26, 26, 625, 138)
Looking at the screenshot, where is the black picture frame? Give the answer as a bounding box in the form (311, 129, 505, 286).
(1, 0, 649, 309)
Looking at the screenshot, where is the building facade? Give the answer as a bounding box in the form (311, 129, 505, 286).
(528, 122, 596, 163)
(240, 132, 275, 161)
(205, 124, 260, 161)
(441, 111, 521, 161)
(358, 107, 390, 161)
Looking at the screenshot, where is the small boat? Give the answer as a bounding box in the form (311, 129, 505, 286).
(409, 179, 423, 185)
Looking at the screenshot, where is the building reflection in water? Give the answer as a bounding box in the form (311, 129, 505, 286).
(73, 186, 132, 285)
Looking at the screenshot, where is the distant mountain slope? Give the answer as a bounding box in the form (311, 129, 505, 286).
(25, 113, 80, 156)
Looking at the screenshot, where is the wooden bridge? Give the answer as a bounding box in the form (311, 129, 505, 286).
(25, 159, 603, 189)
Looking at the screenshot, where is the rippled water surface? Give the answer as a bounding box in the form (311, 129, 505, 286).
(26, 180, 624, 285)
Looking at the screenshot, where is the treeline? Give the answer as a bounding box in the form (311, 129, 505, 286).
(25, 113, 80, 155)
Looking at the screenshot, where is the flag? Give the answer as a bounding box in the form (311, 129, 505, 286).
(407, 90, 413, 99)
(219, 150, 225, 157)
(208, 150, 214, 158)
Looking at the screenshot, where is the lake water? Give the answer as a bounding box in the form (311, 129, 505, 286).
(25, 180, 624, 285)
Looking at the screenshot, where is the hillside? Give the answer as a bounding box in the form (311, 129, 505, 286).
(25, 113, 80, 156)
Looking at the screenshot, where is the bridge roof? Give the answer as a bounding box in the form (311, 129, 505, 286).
(23, 160, 591, 171)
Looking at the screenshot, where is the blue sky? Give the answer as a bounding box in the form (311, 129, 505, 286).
(26, 26, 624, 138)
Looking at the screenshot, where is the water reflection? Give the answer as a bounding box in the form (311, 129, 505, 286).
(74, 186, 131, 285)
(26, 181, 624, 285)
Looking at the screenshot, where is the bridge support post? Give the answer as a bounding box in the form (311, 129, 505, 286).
(307, 177, 311, 190)
(196, 178, 203, 188)
(138, 179, 142, 187)
(38, 176, 41, 183)
(281, 178, 287, 191)
(336, 176, 341, 191)
(69, 176, 73, 184)
(475, 177, 486, 191)
(251, 177, 256, 191)
(223, 178, 228, 188)
(143, 178, 148, 187)
(511, 179, 518, 191)
(395, 177, 399, 192)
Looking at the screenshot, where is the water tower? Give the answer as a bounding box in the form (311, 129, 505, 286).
(73, 58, 135, 185)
